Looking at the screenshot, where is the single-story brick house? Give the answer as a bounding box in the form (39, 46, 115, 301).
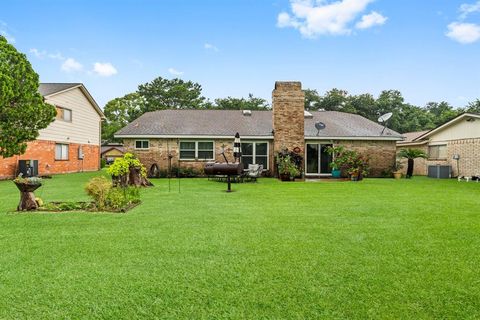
(0, 83, 105, 179)
(115, 82, 403, 177)
(397, 112, 480, 177)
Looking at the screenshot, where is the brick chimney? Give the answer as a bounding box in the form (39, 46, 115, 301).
(272, 81, 305, 157)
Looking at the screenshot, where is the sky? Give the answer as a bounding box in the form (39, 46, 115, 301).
(1, 0, 480, 109)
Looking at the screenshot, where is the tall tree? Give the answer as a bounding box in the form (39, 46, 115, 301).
(316, 88, 349, 111)
(425, 101, 460, 126)
(304, 89, 321, 110)
(465, 99, 480, 114)
(102, 93, 145, 143)
(0, 35, 56, 158)
(214, 94, 270, 110)
(137, 77, 209, 111)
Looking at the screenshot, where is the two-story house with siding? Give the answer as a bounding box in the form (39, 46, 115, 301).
(0, 83, 105, 179)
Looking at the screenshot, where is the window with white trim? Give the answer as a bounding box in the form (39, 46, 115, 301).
(179, 141, 214, 160)
(241, 142, 268, 169)
(56, 107, 72, 122)
(55, 143, 69, 160)
(428, 144, 447, 159)
(135, 140, 149, 149)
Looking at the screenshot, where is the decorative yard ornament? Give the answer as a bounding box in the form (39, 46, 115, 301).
(378, 112, 393, 135)
(233, 132, 242, 163)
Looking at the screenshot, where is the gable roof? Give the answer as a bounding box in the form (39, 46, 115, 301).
(39, 83, 82, 96)
(101, 145, 124, 155)
(413, 113, 480, 141)
(39, 83, 105, 119)
(397, 130, 429, 144)
(115, 110, 403, 140)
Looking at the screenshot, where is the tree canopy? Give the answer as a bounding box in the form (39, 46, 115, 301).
(304, 87, 475, 133)
(0, 35, 56, 158)
(102, 76, 480, 142)
(101, 76, 270, 142)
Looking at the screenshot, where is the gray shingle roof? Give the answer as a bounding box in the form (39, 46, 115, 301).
(39, 83, 82, 96)
(115, 109, 402, 139)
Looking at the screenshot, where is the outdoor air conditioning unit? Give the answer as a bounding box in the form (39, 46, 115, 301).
(78, 146, 84, 160)
(18, 160, 38, 177)
(428, 165, 451, 179)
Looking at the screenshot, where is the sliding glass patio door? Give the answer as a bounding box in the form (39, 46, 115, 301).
(305, 143, 332, 175)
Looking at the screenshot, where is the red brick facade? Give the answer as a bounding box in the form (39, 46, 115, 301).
(0, 140, 100, 179)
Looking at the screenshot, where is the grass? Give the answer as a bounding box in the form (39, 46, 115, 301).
(0, 172, 479, 319)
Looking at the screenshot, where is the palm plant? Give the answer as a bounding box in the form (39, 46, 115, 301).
(398, 148, 427, 178)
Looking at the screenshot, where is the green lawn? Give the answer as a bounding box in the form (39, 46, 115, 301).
(0, 172, 479, 319)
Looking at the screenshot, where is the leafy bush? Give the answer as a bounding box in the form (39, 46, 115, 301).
(276, 154, 300, 178)
(85, 176, 112, 210)
(275, 149, 303, 178)
(107, 152, 146, 177)
(85, 176, 141, 211)
(326, 145, 369, 178)
(101, 158, 107, 168)
(105, 187, 140, 211)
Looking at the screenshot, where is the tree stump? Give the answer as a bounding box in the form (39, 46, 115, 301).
(14, 182, 41, 211)
(129, 166, 153, 187)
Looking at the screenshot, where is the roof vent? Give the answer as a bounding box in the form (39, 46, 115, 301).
(242, 110, 252, 116)
(304, 110, 313, 118)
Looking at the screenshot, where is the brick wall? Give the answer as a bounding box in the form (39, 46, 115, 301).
(124, 139, 276, 175)
(272, 82, 305, 159)
(339, 140, 397, 177)
(0, 140, 100, 179)
(396, 144, 428, 176)
(397, 138, 480, 177)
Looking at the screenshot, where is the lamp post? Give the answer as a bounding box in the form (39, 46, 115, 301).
(453, 154, 460, 177)
(233, 132, 242, 163)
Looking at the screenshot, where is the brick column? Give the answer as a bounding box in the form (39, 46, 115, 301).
(272, 81, 305, 171)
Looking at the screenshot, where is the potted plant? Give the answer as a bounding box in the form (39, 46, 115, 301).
(392, 160, 403, 179)
(276, 154, 300, 181)
(326, 146, 345, 178)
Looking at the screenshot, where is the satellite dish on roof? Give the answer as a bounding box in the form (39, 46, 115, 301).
(378, 112, 393, 135)
(315, 121, 326, 136)
(378, 112, 393, 123)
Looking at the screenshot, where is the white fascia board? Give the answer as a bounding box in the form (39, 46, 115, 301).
(115, 134, 275, 140)
(305, 136, 403, 141)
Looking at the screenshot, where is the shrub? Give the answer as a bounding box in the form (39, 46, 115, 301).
(105, 187, 140, 211)
(85, 176, 112, 210)
(100, 158, 107, 168)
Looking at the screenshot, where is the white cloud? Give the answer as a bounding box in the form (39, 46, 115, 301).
(459, 1, 480, 19)
(168, 68, 184, 76)
(30, 48, 46, 58)
(276, 0, 385, 37)
(93, 62, 118, 77)
(204, 43, 219, 52)
(30, 48, 65, 61)
(61, 58, 83, 72)
(48, 52, 65, 60)
(446, 22, 480, 43)
(355, 11, 387, 29)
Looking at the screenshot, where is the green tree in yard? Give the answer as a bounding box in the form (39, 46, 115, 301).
(214, 94, 269, 110)
(137, 76, 209, 111)
(304, 89, 321, 110)
(102, 93, 145, 143)
(465, 99, 480, 114)
(425, 101, 460, 126)
(0, 35, 56, 158)
(398, 148, 427, 178)
(316, 88, 349, 111)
